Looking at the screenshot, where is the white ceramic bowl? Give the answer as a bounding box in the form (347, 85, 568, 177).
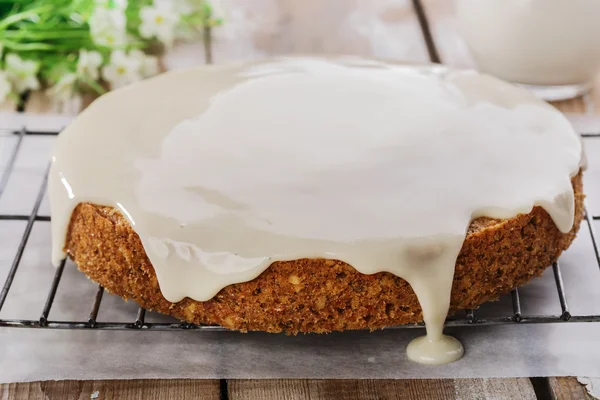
(454, 0, 600, 100)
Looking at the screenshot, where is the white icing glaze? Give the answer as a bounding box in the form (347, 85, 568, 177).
(407, 335, 464, 365)
(48, 57, 583, 365)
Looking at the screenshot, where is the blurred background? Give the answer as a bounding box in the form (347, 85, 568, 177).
(1, 0, 599, 112)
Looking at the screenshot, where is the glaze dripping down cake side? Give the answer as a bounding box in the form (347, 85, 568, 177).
(49, 57, 585, 364)
(65, 173, 584, 333)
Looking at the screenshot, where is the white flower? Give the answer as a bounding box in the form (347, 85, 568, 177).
(102, 50, 142, 89)
(5, 54, 40, 94)
(47, 73, 82, 113)
(47, 73, 77, 103)
(89, 7, 127, 47)
(95, 0, 128, 10)
(0, 71, 12, 103)
(77, 50, 104, 80)
(130, 50, 160, 78)
(139, 2, 180, 46)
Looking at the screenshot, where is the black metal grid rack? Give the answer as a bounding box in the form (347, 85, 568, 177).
(0, 126, 599, 332)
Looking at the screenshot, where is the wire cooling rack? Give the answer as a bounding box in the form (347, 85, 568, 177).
(0, 126, 599, 332)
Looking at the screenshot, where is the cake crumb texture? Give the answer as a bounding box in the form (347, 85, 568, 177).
(65, 174, 584, 333)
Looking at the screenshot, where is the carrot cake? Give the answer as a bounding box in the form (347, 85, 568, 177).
(49, 57, 585, 364)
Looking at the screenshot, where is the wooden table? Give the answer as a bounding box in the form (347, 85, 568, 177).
(0, 1, 597, 398)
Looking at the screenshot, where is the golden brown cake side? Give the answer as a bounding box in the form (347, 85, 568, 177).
(65, 173, 584, 334)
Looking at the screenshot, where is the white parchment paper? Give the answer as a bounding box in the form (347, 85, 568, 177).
(0, 115, 599, 383)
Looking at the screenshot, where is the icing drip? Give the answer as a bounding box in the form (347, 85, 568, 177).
(48, 57, 583, 364)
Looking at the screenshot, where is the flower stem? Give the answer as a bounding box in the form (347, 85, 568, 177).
(0, 5, 53, 30)
(2, 30, 90, 39)
(3, 40, 95, 51)
(203, 26, 212, 64)
(80, 75, 106, 95)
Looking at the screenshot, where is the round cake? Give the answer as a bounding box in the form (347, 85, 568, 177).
(49, 57, 585, 363)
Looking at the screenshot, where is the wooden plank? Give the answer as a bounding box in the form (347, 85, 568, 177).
(229, 378, 537, 400)
(454, 378, 536, 400)
(0, 99, 17, 112)
(24, 90, 95, 115)
(0, 379, 221, 400)
(228, 379, 456, 400)
(24, 91, 54, 114)
(549, 377, 595, 400)
(0, 378, 543, 400)
(0, 378, 539, 400)
(212, 0, 429, 63)
(552, 94, 595, 115)
(551, 96, 591, 114)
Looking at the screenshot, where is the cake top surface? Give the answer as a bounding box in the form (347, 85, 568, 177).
(49, 57, 583, 364)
